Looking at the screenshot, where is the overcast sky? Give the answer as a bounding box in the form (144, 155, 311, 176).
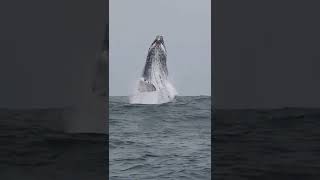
(109, 0, 211, 96)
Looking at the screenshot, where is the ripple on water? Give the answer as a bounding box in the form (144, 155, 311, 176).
(109, 96, 211, 180)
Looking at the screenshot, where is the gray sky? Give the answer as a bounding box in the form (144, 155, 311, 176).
(110, 0, 211, 96)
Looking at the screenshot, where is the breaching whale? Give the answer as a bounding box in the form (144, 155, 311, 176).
(129, 35, 177, 104)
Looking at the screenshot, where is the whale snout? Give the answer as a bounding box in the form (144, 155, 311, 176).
(155, 35, 164, 43)
(151, 35, 166, 52)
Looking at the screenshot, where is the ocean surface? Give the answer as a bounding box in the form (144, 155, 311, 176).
(0, 109, 108, 180)
(214, 109, 320, 180)
(109, 96, 211, 180)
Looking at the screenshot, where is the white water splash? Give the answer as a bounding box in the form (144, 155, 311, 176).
(129, 78, 177, 104)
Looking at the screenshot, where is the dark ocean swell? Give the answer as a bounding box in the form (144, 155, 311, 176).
(214, 108, 320, 180)
(0, 109, 107, 180)
(109, 96, 211, 180)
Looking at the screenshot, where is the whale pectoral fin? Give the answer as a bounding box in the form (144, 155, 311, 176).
(138, 80, 156, 92)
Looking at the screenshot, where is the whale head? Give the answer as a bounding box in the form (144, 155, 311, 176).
(150, 35, 166, 53)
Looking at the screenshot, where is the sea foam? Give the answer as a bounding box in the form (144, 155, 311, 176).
(129, 79, 177, 104)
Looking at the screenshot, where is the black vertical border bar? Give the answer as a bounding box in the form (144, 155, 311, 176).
(105, 0, 109, 178)
(211, 0, 215, 178)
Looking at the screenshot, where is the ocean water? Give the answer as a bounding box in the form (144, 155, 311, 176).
(109, 96, 211, 180)
(214, 109, 320, 180)
(0, 109, 107, 180)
